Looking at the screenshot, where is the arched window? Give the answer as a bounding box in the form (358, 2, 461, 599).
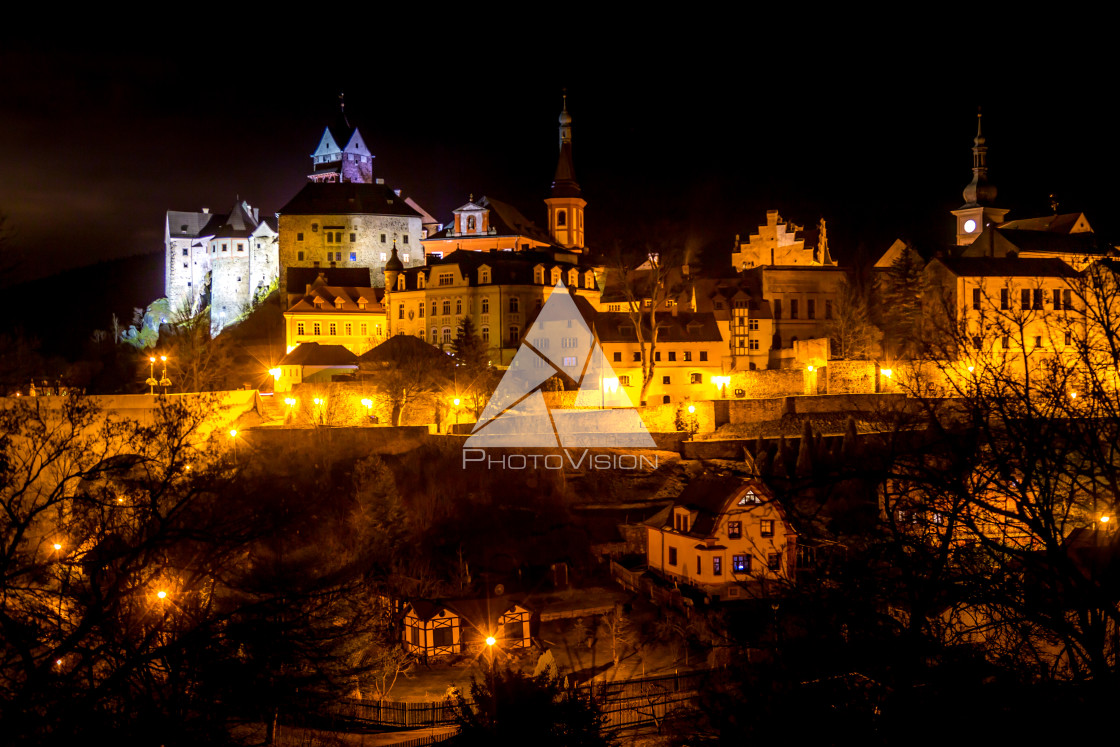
(442, 327, 452, 343)
(431, 301, 437, 316)
(557, 210, 566, 227)
(551, 267, 562, 285)
(481, 326, 490, 343)
(509, 297, 519, 313)
(481, 298, 490, 314)
(508, 326, 520, 344)
(456, 299, 462, 314)
(431, 327, 438, 340)
(442, 300, 451, 315)
(467, 215, 476, 230)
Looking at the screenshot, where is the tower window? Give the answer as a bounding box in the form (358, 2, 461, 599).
(403, 235, 408, 244)
(182, 247, 188, 256)
(556, 210, 567, 227)
(380, 234, 386, 243)
(297, 233, 304, 241)
(350, 252, 357, 261)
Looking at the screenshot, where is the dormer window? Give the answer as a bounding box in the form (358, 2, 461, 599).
(313, 297, 324, 308)
(335, 297, 345, 309)
(738, 489, 760, 505)
(534, 267, 544, 284)
(673, 508, 690, 533)
(551, 267, 562, 285)
(398, 276, 406, 291)
(569, 269, 579, 288)
(480, 269, 490, 284)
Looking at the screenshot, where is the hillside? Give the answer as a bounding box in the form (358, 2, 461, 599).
(2, 251, 164, 357)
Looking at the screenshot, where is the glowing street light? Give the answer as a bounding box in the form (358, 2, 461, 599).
(1070, 391, 1078, 399)
(269, 367, 281, 380)
(146, 356, 158, 395)
(284, 397, 297, 407)
(156, 590, 167, 600)
(453, 397, 461, 407)
(52, 542, 62, 551)
(159, 355, 171, 395)
(485, 635, 496, 647)
(1102, 515, 1111, 524)
(687, 404, 696, 414)
(712, 375, 731, 398)
(881, 368, 893, 379)
(229, 429, 238, 439)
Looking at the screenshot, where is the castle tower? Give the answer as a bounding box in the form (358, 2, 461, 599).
(544, 94, 586, 250)
(951, 111, 1009, 246)
(308, 94, 375, 184)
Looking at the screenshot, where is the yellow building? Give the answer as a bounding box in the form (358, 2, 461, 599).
(384, 247, 602, 365)
(591, 311, 730, 405)
(645, 477, 797, 601)
(924, 256, 1080, 363)
(283, 274, 387, 356)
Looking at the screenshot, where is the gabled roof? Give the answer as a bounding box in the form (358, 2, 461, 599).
(280, 182, 423, 217)
(358, 334, 452, 368)
(167, 210, 219, 239)
(279, 342, 359, 367)
(933, 256, 1080, 279)
(392, 249, 593, 292)
(286, 285, 384, 313)
(592, 311, 724, 343)
(208, 201, 260, 240)
(962, 226, 1110, 261)
(286, 267, 374, 295)
(999, 212, 1090, 234)
(645, 477, 779, 538)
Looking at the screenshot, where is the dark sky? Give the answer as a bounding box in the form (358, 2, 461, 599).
(2, 26, 1116, 283)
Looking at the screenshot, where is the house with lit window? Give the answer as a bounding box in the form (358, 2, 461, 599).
(420, 195, 560, 259)
(923, 256, 1081, 368)
(275, 342, 358, 392)
(644, 476, 798, 601)
(383, 248, 602, 365)
(283, 271, 387, 356)
(590, 311, 729, 405)
(401, 598, 533, 659)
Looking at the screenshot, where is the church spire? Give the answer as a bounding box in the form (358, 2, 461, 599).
(962, 108, 997, 207)
(545, 92, 587, 250)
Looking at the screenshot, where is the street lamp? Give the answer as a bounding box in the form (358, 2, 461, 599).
(146, 356, 158, 395)
(313, 397, 325, 425)
(159, 355, 171, 396)
(228, 429, 238, 464)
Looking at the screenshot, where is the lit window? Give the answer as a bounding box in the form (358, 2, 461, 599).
(727, 521, 742, 539)
(760, 520, 774, 537)
(712, 557, 722, 576)
(733, 554, 750, 573)
(691, 373, 702, 384)
(619, 375, 630, 386)
(563, 356, 577, 367)
(380, 253, 387, 262)
(683, 351, 692, 362)
(350, 252, 357, 261)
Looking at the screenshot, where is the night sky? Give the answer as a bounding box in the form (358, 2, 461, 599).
(2, 29, 1116, 284)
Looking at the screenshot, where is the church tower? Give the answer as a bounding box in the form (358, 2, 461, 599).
(544, 94, 586, 250)
(950, 111, 1009, 246)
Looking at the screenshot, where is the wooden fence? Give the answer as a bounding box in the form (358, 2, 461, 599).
(327, 669, 710, 730)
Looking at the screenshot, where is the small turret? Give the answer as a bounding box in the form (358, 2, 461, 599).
(383, 245, 404, 289)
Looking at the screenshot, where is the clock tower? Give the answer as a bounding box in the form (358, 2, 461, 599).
(950, 112, 1008, 246)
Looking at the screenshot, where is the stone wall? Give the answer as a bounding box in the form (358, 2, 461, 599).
(727, 397, 788, 423)
(729, 368, 805, 398)
(825, 360, 877, 394)
(278, 213, 424, 293)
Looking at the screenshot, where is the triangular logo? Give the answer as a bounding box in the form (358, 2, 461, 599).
(465, 281, 655, 448)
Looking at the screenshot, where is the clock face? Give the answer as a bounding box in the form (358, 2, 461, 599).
(963, 219, 977, 233)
